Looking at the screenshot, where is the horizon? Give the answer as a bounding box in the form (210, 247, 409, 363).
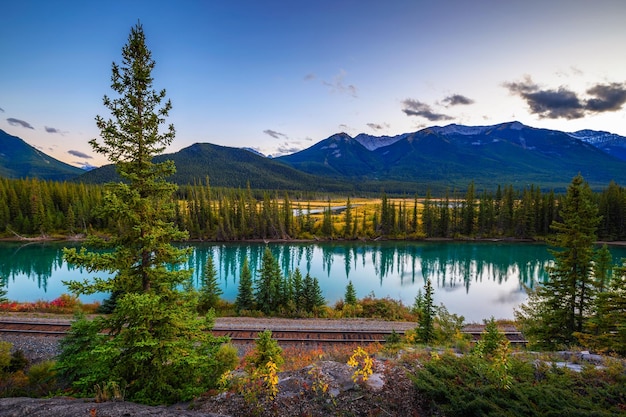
(3, 1, 626, 168)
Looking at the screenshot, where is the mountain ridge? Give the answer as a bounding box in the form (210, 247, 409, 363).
(3, 122, 626, 193)
(0, 129, 85, 181)
(277, 121, 626, 191)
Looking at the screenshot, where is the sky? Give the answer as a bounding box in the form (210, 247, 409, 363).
(2, 0, 626, 168)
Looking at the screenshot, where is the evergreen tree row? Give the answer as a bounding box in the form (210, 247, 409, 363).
(1, 177, 626, 241)
(233, 247, 325, 316)
(0, 177, 105, 236)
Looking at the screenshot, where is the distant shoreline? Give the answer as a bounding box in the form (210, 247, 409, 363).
(1, 234, 625, 247)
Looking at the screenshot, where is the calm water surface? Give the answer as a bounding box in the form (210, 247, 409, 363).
(1, 241, 625, 322)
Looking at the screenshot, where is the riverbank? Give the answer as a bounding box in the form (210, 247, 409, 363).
(3, 233, 625, 246)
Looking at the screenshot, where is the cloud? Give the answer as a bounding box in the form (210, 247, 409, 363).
(323, 70, 358, 97)
(45, 126, 64, 134)
(68, 150, 93, 159)
(338, 123, 352, 132)
(367, 123, 389, 131)
(441, 94, 475, 106)
(401, 99, 453, 121)
(275, 143, 303, 155)
(585, 83, 626, 112)
(303, 73, 316, 81)
(504, 76, 626, 119)
(0, 107, 4, 113)
(263, 129, 288, 139)
(7, 118, 34, 129)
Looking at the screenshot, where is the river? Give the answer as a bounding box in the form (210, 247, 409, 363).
(1, 240, 625, 322)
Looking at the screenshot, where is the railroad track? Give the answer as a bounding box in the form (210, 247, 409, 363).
(0, 320, 527, 345)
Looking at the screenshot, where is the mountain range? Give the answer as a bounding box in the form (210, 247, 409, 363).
(2, 121, 626, 193)
(276, 121, 626, 192)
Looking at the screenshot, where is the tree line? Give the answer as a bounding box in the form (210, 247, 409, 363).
(1, 176, 626, 242)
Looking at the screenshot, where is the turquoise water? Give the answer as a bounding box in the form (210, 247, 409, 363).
(1, 241, 625, 322)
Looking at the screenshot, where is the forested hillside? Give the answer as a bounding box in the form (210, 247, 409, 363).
(0, 130, 84, 181)
(78, 142, 354, 192)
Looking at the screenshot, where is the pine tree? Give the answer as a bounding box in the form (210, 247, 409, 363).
(321, 201, 333, 237)
(198, 255, 223, 314)
(593, 244, 613, 293)
(302, 273, 325, 313)
(292, 268, 304, 312)
(462, 181, 475, 236)
(255, 247, 282, 314)
(417, 279, 435, 343)
(344, 197, 353, 239)
(587, 260, 626, 354)
(344, 280, 357, 305)
(0, 276, 7, 304)
(311, 277, 326, 310)
(59, 23, 231, 404)
(517, 174, 600, 348)
(235, 257, 255, 313)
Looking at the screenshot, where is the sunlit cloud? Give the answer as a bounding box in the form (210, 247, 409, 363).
(7, 118, 34, 129)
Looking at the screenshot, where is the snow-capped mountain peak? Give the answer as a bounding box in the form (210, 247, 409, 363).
(354, 132, 410, 151)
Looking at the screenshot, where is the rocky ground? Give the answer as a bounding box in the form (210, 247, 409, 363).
(0, 316, 426, 417)
(0, 359, 422, 417)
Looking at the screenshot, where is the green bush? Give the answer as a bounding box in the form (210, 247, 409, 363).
(27, 361, 58, 396)
(359, 296, 412, 321)
(247, 330, 284, 372)
(411, 352, 626, 416)
(0, 342, 12, 372)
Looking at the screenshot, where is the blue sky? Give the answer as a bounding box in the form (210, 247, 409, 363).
(2, 0, 626, 168)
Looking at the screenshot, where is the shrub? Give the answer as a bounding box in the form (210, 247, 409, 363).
(27, 361, 58, 396)
(0, 342, 12, 372)
(359, 296, 413, 321)
(412, 351, 626, 416)
(213, 343, 239, 376)
(8, 350, 29, 373)
(246, 330, 284, 372)
(347, 346, 374, 383)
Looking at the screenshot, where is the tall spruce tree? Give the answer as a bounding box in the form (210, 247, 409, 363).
(586, 259, 626, 354)
(59, 23, 230, 404)
(235, 257, 255, 313)
(255, 247, 282, 314)
(516, 174, 600, 348)
(417, 279, 435, 343)
(344, 280, 357, 306)
(198, 255, 223, 314)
